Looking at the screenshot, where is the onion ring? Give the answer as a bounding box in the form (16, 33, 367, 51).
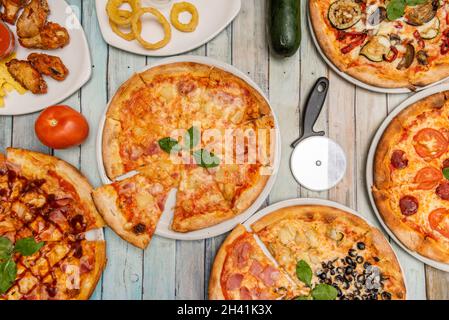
(109, 10, 141, 41)
(170, 2, 199, 32)
(131, 7, 172, 50)
(106, 0, 141, 26)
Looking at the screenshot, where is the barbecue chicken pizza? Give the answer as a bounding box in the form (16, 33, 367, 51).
(96, 62, 276, 248)
(373, 91, 449, 263)
(0, 148, 106, 300)
(309, 0, 449, 89)
(209, 205, 407, 300)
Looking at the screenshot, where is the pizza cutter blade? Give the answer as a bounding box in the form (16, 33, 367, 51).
(290, 77, 347, 191)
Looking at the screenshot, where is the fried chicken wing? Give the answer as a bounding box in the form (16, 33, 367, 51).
(6, 59, 47, 94)
(28, 53, 68, 81)
(1, 0, 28, 24)
(16, 0, 49, 38)
(19, 22, 69, 49)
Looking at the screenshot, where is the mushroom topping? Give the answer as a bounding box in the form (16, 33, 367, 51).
(397, 44, 415, 70)
(368, 7, 387, 26)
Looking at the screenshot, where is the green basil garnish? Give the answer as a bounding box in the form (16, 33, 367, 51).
(311, 284, 339, 301)
(0, 237, 44, 294)
(296, 260, 313, 287)
(443, 167, 449, 181)
(158, 137, 180, 154)
(14, 238, 44, 257)
(387, 0, 427, 21)
(193, 149, 220, 168)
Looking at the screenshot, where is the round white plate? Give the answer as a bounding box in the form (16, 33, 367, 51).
(0, 0, 92, 116)
(95, 0, 241, 57)
(307, 2, 449, 94)
(96, 55, 281, 241)
(86, 228, 105, 241)
(242, 198, 408, 299)
(366, 83, 449, 272)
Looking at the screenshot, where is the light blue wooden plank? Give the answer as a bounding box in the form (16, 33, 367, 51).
(80, 0, 109, 300)
(100, 46, 146, 299)
(298, 0, 329, 200)
(203, 25, 232, 299)
(0, 117, 12, 153)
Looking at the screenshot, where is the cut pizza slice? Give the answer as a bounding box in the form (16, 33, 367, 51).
(93, 173, 173, 249)
(250, 206, 407, 300)
(2, 240, 106, 300)
(209, 224, 303, 300)
(373, 184, 449, 263)
(4, 148, 105, 240)
(200, 115, 276, 214)
(172, 165, 235, 233)
(180, 67, 271, 130)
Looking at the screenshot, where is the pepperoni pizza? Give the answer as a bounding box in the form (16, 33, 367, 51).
(310, 0, 449, 89)
(0, 148, 106, 300)
(373, 91, 449, 263)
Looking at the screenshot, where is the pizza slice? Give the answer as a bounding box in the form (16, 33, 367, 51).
(373, 183, 449, 263)
(251, 206, 406, 300)
(180, 68, 271, 130)
(2, 240, 106, 300)
(172, 165, 235, 232)
(4, 148, 104, 241)
(200, 115, 276, 214)
(209, 224, 302, 300)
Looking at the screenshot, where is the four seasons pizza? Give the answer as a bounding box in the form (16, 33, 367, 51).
(0, 148, 106, 300)
(309, 0, 449, 89)
(209, 206, 406, 300)
(373, 91, 449, 263)
(95, 62, 276, 248)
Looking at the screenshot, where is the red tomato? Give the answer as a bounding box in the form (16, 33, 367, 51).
(414, 166, 442, 190)
(413, 128, 448, 160)
(35, 105, 89, 149)
(429, 209, 449, 239)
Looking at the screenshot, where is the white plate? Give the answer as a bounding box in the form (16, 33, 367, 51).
(243, 198, 408, 299)
(0, 0, 92, 116)
(307, 2, 449, 94)
(95, 0, 241, 57)
(96, 55, 281, 241)
(366, 83, 449, 272)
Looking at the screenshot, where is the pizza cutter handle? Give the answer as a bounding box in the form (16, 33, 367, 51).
(291, 77, 328, 148)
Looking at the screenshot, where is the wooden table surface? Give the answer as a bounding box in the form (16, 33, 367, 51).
(1, 0, 448, 300)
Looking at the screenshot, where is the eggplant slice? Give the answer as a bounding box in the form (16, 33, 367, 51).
(328, 0, 362, 30)
(360, 35, 391, 62)
(404, 0, 439, 26)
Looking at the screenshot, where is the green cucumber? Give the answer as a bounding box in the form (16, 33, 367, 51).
(267, 0, 301, 57)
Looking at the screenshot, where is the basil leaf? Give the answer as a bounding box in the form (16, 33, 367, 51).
(443, 168, 449, 181)
(311, 284, 338, 300)
(158, 137, 179, 154)
(193, 149, 220, 168)
(14, 238, 44, 257)
(387, 0, 406, 21)
(184, 126, 200, 150)
(0, 237, 13, 262)
(0, 260, 17, 294)
(296, 260, 313, 287)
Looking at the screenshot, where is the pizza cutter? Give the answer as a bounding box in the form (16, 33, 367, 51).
(290, 77, 347, 191)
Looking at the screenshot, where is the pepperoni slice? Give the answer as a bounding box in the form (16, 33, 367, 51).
(429, 209, 449, 238)
(391, 150, 408, 169)
(414, 167, 442, 190)
(399, 196, 419, 216)
(413, 129, 448, 160)
(436, 181, 449, 200)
